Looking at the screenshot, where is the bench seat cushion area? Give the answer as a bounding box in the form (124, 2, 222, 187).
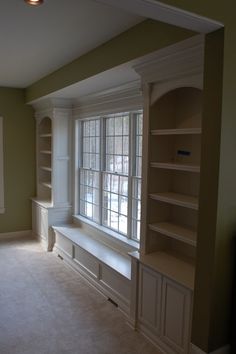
(52, 226, 131, 314)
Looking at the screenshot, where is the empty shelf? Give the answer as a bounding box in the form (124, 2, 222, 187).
(149, 192, 198, 210)
(39, 134, 52, 138)
(151, 128, 201, 135)
(41, 182, 52, 189)
(149, 222, 197, 246)
(150, 162, 200, 173)
(40, 150, 52, 154)
(40, 166, 52, 172)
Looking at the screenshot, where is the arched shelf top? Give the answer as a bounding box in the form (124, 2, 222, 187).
(149, 86, 202, 131)
(38, 117, 52, 136)
(150, 74, 203, 106)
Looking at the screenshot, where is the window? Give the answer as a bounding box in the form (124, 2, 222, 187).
(0, 117, 4, 214)
(78, 111, 142, 241)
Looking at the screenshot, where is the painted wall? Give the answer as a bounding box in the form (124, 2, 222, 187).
(0, 88, 35, 234)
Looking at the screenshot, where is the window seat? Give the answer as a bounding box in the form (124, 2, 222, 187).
(52, 225, 132, 314)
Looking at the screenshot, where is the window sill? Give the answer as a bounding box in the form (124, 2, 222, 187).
(73, 214, 139, 254)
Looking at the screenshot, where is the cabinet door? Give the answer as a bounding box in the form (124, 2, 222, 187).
(161, 278, 192, 354)
(32, 203, 48, 241)
(138, 265, 162, 335)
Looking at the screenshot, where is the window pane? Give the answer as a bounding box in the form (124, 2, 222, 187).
(103, 173, 111, 191)
(110, 211, 118, 230)
(115, 137, 122, 155)
(115, 117, 122, 135)
(120, 176, 128, 196)
(123, 116, 129, 135)
(106, 118, 114, 136)
(114, 155, 122, 173)
(123, 136, 129, 155)
(110, 193, 119, 212)
(79, 168, 100, 222)
(81, 119, 100, 171)
(119, 196, 128, 216)
(106, 155, 114, 172)
(119, 215, 127, 234)
(111, 174, 119, 194)
(106, 137, 114, 154)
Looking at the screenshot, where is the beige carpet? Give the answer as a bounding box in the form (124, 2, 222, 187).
(0, 237, 160, 354)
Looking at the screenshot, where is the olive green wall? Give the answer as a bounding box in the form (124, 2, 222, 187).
(0, 88, 35, 234)
(26, 19, 195, 102)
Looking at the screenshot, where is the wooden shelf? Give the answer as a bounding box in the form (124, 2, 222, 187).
(129, 250, 195, 290)
(39, 134, 52, 138)
(150, 162, 200, 173)
(41, 182, 52, 189)
(40, 166, 52, 172)
(40, 150, 52, 154)
(149, 192, 198, 210)
(151, 128, 201, 135)
(149, 222, 197, 246)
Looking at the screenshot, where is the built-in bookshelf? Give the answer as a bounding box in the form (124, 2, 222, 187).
(145, 86, 202, 279)
(32, 104, 72, 251)
(38, 117, 52, 201)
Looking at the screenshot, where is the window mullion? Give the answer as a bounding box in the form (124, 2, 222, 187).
(127, 113, 135, 239)
(99, 117, 105, 226)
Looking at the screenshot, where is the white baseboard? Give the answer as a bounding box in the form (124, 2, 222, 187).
(0, 230, 32, 240)
(191, 343, 230, 354)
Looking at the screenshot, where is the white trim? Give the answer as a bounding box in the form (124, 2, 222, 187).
(0, 230, 32, 240)
(133, 34, 204, 84)
(95, 0, 223, 33)
(190, 343, 230, 354)
(72, 81, 143, 119)
(0, 117, 4, 214)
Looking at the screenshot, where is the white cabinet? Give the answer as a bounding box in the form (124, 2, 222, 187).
(137, 263, 192, 354)
(161, 278, 192, 354)
(32, 102, 72, 250)
(138, 265, 162, 335)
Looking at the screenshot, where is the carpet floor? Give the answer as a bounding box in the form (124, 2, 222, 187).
(0, 237, 161, 354)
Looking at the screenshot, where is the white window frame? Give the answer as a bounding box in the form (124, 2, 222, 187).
(0, 117, 5, 214)
(77, 110, 142, 243)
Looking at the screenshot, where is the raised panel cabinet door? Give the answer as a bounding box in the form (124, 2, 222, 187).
(138, 265, 162, 335)
(161, 277, 192, 354)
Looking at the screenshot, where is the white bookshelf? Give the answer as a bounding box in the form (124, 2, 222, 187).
(32, 102, 72, 251)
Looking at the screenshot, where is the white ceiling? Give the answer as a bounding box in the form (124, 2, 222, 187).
(0, 0, 143, 88)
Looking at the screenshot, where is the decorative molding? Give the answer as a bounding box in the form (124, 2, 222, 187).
(0, 230, 32, 240)
(95, 0, 223, 33)
(190, 343, 230, 354)
(32, 98, 73, 121)
(134, 34, 204, 84)
(0, 117, 4, 214)
(72, 80, 143, 119)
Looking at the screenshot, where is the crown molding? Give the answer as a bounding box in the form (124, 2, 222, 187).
(72, 80, 143, 119)
(95, 0, 223, 33)
(32, 98, 73, 121)
(133, 34, 204, 84)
